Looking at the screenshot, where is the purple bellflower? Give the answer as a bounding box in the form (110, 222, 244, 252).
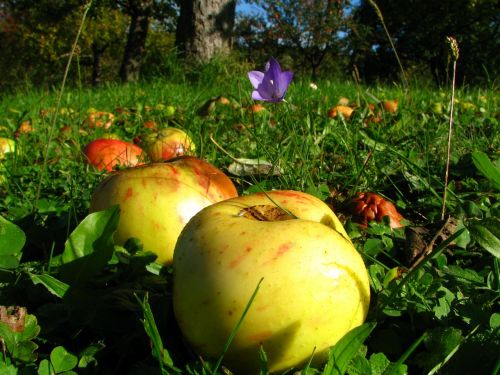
(248, 57, 293, 102)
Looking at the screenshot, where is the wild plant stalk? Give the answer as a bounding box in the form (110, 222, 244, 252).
(367, 0, 409, 91)
(441, 37, 460, 221)
(33, 1, 93, 212)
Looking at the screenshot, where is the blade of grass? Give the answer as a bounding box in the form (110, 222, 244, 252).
(212, 277, 264, 374)
(441, 37, 460, 220)
(366, 0, 409, 91)
(135, 293, 179, 373)
(383, 331, 427, 375)
(427, 324, 480, 375)
(323, 322, 377, 375)
(34, 1, 93, 212)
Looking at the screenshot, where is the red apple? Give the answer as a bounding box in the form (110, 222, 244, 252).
(89, 156, 238, 264)
(83, 139, 145, 172)
(142, 127, 195, 162)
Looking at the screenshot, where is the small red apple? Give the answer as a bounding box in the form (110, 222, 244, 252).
(142, 127, 195, 162)
(90, 156, 238, 263)
(350, 192, 405, 228)
(83, 139, 145, 172)
(382, 99, 399, 113)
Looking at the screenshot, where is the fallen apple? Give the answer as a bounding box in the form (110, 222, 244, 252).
(327, 105, 354, 119)
(382, 99, 398, 113)
(83, 138, 145, 172)
(0, 137, 15, 160)
(173, 190, 370, 373)
(14, 120, 34, 138)
(142, 127, 195, 162)
(90, 156, 238, 264)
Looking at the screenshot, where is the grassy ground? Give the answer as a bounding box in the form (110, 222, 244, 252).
(0, 72, 499, 374)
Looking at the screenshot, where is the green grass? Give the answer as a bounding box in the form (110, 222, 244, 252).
(0, 73, 499, 374)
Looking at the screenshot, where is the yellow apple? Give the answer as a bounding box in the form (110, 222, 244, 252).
(173, 190, 370, 373)
(0, 137, 15, 160)
(90, 156, 238, 264)
(142, 127, 195, 162)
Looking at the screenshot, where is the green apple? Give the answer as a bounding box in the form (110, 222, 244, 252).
(90, 156, 238, 264)
(173, 190, 370, 373)
(142, 127, 195, 162)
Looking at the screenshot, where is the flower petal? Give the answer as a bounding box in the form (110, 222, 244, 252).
(251, 90, 266, 101)
(248, 71, 264, 89)
(275, 71, 294, 98)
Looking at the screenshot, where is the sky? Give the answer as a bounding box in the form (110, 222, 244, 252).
(236, 0, 361, 17)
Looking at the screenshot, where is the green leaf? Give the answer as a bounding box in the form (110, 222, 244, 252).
(29, 273, 70, 298)
(0, 312, 41, 363)
(0, 358, 18, 375)
(37, 359, 53, 375)
(50, 346, 78, 373)
(490, 313, 500, 330)
(59, 206, 120, 284)
(0, 215, 26, 269)
(324, 322, 377, 375)
(467, 218, 500, 258)
(369, 353, 390, 375)
(472, 151, 500, 190)
(61, 205, 119, 262)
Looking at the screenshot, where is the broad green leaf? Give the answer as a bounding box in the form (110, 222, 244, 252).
(61, 205, 119, 262)
(29, 273, 70, 298)
(50, 346, 78, 373)
(467, 218, 500, 258)
(59, 206, 120, 284)
(0, 215, 26, 269)
(472, 151, 500, 190)
(323, 322, 377, 375)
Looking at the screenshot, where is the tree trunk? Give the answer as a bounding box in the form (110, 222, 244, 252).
(176, 0, 236, 62)
(92, 43, 108, 86)
(119, 1, 153, 82)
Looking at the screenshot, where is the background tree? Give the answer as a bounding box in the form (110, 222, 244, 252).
(175, 0, 236, 62)
(350, 0, 500, 85)
(116, 0, 177, 82)
(236, 0, 351, 79)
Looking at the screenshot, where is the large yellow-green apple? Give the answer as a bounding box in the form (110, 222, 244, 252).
(142, 127, 195, 162)
(83, 138, 145, 172)
(173, 190, 370, 373)
(90, 156, 238, 264)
